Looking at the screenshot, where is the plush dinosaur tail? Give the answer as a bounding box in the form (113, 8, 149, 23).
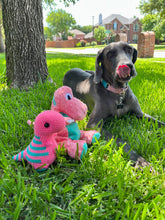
(12, 150, 26, 161)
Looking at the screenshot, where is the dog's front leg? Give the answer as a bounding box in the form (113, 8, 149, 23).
(87, 110, 151, 169)
(130, 101, 165, 127)
(86, 106, 105, 128)
(101, 128, 150, 168)
(143, 113, 165, 127)
(134, 110, 165, 127)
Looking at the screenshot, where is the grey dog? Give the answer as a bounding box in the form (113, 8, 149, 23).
(63, 41, 165, 167)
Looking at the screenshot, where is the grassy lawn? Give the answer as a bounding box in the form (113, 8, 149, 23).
(0, 53, 165, 219)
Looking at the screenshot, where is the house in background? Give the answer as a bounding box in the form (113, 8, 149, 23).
(95, 14, 142, 43)
(84, 31, 95, 42)
(68, 29, 85, 40)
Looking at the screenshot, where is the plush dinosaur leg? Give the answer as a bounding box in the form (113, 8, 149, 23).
(80, 130, 101, 144)
(57, 139, 88, 160)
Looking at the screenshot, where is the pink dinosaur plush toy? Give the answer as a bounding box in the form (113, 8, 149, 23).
(12, 110, 65, 171)
(51, 86, 101, 159)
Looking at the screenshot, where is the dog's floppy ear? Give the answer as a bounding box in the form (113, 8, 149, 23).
(132, 48, 137, 64)
(94, 49, 103, 84)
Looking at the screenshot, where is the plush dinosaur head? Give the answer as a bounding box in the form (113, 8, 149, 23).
(34, 110, 65, 137)
(51, 86, 87, 121)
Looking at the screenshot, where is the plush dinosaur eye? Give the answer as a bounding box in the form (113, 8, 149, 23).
(44, 122, 50, 128)
(65, 93, 72, 100)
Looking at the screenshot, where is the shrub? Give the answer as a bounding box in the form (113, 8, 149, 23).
(86, 42, 91, 47)
(94, 26, 106, 42)
(108, 34, 116, 43)
(76, 42, 81, 47)
(91, 41, 97, 46)
(80, 40, 86, 47)
(101, 40, 106, 45)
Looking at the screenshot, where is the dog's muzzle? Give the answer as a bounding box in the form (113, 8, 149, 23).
(116, 64, 131, 79)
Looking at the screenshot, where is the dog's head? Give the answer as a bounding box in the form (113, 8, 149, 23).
(94, 41, 137, 85)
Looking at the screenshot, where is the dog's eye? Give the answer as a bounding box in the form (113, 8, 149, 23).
(107, 51, 116, 59)
(65, 93, 72, 100)
(125, 47, 132, 54)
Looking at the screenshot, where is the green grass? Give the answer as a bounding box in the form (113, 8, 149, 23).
(154, 42, 165, 50)
(0, 53, 165, 219)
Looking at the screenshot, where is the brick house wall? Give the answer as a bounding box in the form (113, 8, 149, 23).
(74, 34, 85, 39)
(45, 39, 79, 48)
(105, 19, 123, 34)
(128, 19, 142, 43)
(95, 17, 142, 43)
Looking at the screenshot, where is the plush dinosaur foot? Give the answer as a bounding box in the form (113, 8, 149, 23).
(37, 168, 48, 172)
(80, 143, 88, 159)
(92, 132, 101, 144)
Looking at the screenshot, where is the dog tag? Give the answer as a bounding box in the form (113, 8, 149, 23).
(117, 104, 124, 109)
(117, 96, 124, 109)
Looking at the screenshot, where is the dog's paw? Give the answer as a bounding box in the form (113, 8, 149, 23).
(134, 156, 149, 167)
(134, 156, 154, 172)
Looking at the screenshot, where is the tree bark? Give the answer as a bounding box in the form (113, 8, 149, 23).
(1, 0, 49, 88)
(0, 24, 4, 53)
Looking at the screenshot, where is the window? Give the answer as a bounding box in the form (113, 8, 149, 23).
(133, 34, 138, 43)
(113, 22, 118, 31)
(133, 23, 140, 32)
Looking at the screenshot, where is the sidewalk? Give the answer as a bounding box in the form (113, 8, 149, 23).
(46, 47, 100, 55)
(46, 48, 165, 58)
(154, 50, 165, 58)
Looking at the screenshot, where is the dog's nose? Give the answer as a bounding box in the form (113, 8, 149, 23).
(126, 64, 134, 76)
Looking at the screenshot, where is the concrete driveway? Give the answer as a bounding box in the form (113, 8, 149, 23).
(46, 48, 165, 58)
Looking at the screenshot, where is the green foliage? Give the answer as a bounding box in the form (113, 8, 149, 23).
(0, 52, 165, 219)
(139, 0, 165, 18)
(141, 14, 158, 31)
(44, 26, 53, 40)
(86, 42, 91, 47)
(141, 14, 165, 41)
(80, 25, 93, 34)
(153, 19, 165, 41)
(72, 25, 93, 34)
(139, 0, 165, 41)
(43, 0, 78, 8)
(101, 40, 106, 45)
(91, 41, 97, 46)
(80, 40, 86, 47)
(46, 9, 76, 40)
(76, 41, 86, 47)
(94, 26, 106, 42)
(76, 42, 81, 47)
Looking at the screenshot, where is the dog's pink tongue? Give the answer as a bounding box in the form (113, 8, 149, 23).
(117, 65, 130, 78)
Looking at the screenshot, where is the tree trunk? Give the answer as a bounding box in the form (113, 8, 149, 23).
(1, 0, 49, 88)
(0, 25, 5, 53)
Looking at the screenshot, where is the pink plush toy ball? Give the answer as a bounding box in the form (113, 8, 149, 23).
(12, 110, 65, 171)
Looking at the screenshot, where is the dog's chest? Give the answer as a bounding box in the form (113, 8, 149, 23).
(112, 94, 129, 116)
